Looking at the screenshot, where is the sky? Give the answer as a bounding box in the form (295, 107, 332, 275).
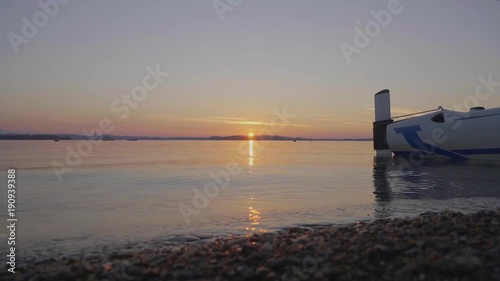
(1, 0, 500, 138)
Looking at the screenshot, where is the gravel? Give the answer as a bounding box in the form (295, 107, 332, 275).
(4, 209, 500, 281)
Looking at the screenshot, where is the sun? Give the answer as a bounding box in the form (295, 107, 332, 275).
(248, 132, 255, 138)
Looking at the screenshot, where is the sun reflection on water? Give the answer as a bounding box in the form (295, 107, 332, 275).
(248, 140, 254, 167)
(246, 197, 267, 234)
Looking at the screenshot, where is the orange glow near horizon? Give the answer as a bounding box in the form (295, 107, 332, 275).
(0, 111, 374, 139)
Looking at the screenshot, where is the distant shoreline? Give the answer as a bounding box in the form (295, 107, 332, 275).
(0, 134, 372, 141)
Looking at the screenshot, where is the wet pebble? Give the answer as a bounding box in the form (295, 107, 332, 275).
(7, 208, 500, 281)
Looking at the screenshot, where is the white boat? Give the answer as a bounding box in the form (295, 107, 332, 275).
(373, 89, 500, 161)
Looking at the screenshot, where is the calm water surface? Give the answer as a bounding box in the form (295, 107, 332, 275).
(1, 140, 500, 261)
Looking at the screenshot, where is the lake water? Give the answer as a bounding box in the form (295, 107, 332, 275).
(1, 140, 500, 262)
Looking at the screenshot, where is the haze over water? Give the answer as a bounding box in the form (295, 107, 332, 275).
(1, 140, 500, 262)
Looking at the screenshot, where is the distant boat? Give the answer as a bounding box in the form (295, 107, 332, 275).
(373, 89, 500, 161)
(102, 129, 115, 141)
(54, 138, 59, 142)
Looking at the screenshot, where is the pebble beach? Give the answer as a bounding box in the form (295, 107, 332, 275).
(5, 209, 500, 281)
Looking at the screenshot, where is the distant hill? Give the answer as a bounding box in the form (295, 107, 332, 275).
(0, 133, 372, 141)
(208, 135, 311, 141)
(0, 134, 70, 140)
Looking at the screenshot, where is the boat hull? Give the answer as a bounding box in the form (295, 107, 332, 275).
(386, 108, 500, 161)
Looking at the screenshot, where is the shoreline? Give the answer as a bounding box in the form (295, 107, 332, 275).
(5, 209, 500, 281)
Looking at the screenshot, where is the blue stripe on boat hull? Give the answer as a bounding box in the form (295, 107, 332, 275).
(394, 148, 500, 157)
(452, 148, 500, 155)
